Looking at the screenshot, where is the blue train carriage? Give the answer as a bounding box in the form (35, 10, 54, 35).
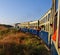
(29, 20, 39, 35)
(39, 9, 51, 47)
(51, 0, 60, 55)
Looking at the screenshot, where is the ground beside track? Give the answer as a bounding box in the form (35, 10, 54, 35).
(0, 26, 50, 55)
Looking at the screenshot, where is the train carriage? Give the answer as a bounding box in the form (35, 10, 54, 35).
(51, 0, 60, 55)
(19, 22, 29, 28)
(39, 9, 52, 46)
(39, 9, 51, 32)
(28, 20, 39, 35)
(18, 22, 29, 32)
(29, 20, 39, 29)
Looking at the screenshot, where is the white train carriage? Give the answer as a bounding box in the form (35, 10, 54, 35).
(18, 22, 29, 28)
(29, 20, 39, 30)
(18, 22, 29, 32)
(39, 9, 51, 32)
(39, 9, 52, 46)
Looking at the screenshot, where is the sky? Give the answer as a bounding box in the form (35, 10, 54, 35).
(0, 0, 52, 25)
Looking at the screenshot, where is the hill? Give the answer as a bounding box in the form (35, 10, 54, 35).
(0, 24, 13, 30)
(0, 24, 13, 28)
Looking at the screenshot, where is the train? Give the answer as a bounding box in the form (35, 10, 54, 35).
(15, 0, 60, 55)
(16, 8, 52, 46)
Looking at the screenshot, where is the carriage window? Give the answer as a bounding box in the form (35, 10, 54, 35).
(48, 13, 50, 21)
(45, 25, 47, 31)
(56, 0, 58, 11)
(44, 17, 46, 23)
(54, 14, 57, 32)
(47, 24, 49, 32)
(43, 18, 45, 23)
(46, 16, 47, 21)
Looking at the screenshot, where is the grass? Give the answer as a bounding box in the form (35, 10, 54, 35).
(0, 27, 50, 55)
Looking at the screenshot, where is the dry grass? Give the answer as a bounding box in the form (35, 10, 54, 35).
(0, 27, 50, 55)
(0, 26, 7, 31)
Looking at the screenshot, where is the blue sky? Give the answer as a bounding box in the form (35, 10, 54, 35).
(0, 0, 52, 25)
